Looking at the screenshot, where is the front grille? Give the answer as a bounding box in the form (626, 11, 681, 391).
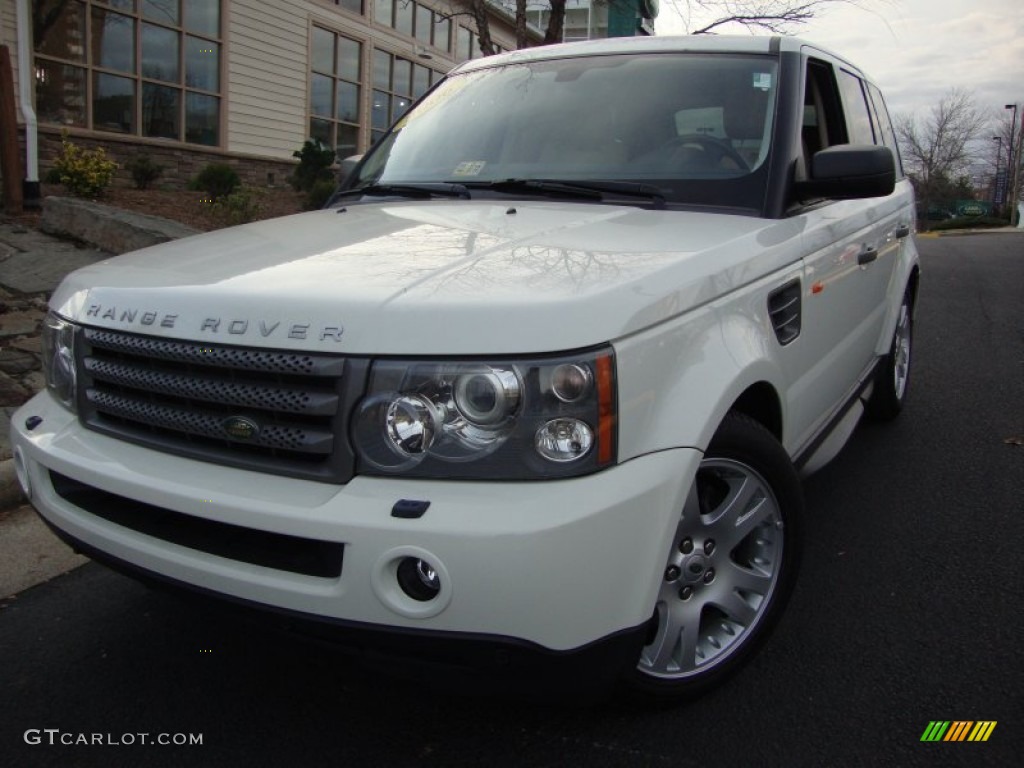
(78, 328, 368, 483)
(50, 472, 344, 578)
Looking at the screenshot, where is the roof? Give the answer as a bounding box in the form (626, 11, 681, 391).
(452, 35, 863, 77)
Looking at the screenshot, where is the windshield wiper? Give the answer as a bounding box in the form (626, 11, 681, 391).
(475, 179, 666, 209)
(332, 182, 471, 202)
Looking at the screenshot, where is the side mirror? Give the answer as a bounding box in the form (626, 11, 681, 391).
(796, 145, 895, 200)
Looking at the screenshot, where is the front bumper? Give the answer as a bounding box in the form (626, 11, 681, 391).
(11, 392, 700, 654)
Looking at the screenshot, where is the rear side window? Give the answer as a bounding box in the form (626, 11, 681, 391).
(837, 70, 876, 145)
(866, 83, 904, 177)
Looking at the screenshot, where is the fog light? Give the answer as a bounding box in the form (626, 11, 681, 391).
(397, 557, 441, 602)
(535, 418, 594, 463)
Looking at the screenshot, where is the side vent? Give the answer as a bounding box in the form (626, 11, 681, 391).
(768, 280, 802, 346)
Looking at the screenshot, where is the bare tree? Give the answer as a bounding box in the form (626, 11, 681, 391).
(543, 0, 568, 44)
(444, 0, 554, 56)
(678, 0, 872, 35)
(515, 0, 530, 49)
(468, 0, 499, 55)
(460, 0, 877, 59)
(895, 88, 988, 223)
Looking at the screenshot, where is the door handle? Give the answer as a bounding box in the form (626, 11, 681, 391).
(857, 246, 879, 266)
(894, 223, 911, 239)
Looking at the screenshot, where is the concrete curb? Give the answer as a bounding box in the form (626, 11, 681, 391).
(0, 502, 88, 599)
(917, 227, 1024, 238)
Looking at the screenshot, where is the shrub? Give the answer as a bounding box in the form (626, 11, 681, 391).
(212, 186, 266, 226)
(51, 134, 117, 197)
(125, 155, 164, 190)
(189, 163, 240, 199)
(290, 140, 336, 194)
(930, 216, 1009, 231)
(305, 178, 337, 210)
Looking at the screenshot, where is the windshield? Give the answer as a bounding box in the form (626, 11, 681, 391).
(351, 53, 779, 211)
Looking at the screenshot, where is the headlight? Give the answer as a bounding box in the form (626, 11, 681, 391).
(41, 313, 78, 412)
(352, 348, 616, 479)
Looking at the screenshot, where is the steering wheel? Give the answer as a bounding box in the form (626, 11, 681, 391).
(662, 134, 750, 172)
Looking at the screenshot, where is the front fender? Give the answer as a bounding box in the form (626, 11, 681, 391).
(614, 291, 791, 462)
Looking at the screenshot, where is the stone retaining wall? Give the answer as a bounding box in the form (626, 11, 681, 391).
(40, 197, 201, 254)
(36, 129, 298, 191)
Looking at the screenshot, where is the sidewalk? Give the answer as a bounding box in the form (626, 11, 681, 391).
(0, 216, 111, 598)
(0, 503, 87, 598)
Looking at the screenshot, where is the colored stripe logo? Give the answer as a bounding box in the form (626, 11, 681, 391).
(921, 721, 997, 742)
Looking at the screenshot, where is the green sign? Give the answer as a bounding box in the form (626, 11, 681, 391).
(955, 200, 991, 217)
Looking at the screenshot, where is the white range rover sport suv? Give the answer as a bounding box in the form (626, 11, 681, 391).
(13, 35, 919, 699)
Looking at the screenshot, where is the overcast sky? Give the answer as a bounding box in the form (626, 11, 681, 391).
(658, 0, 1024, 125)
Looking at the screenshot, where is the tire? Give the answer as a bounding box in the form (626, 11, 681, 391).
(866, 293, 913, 421)
(625, 412, 803, 701)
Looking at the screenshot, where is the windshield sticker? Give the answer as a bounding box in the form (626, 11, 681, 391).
(753, 73, 773, 91)
(452, 161, 487, 177)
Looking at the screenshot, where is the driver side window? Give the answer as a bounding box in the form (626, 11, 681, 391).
(800, 59, 849, 177)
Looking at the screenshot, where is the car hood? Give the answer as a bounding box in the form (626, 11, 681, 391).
(51, 201, 804, 355)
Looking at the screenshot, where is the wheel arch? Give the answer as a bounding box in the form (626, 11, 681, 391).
(906, 263, 921, 313)
(875, 249, 921, 356)
(614, 303, 792, 461)
(729, 381, 784, 444)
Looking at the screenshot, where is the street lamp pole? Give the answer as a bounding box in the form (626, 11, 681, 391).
(1007, 104, 1020, 225)
(993, 136, 1002, 209)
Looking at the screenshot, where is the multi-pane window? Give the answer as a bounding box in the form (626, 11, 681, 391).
(455, 25, 505, 62)
(310, 26, 363, 159)
(331, 0, 365, 14)
(371, 49, 442, 144)
(527, 0, 608, 42)
(375, 1, 451, 52)
(33, 0, 222, 146)
(456, 26, 479, 63)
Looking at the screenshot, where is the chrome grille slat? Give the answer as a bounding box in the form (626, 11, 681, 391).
(84, 358, 339, 415)
(85, 329, 345, 376)
(86, 390, 334, 454)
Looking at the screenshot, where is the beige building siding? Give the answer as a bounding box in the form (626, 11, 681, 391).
(5, 1, 525, 176)
(226, 0, 520, 160)
(227, 0, 313, 159)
